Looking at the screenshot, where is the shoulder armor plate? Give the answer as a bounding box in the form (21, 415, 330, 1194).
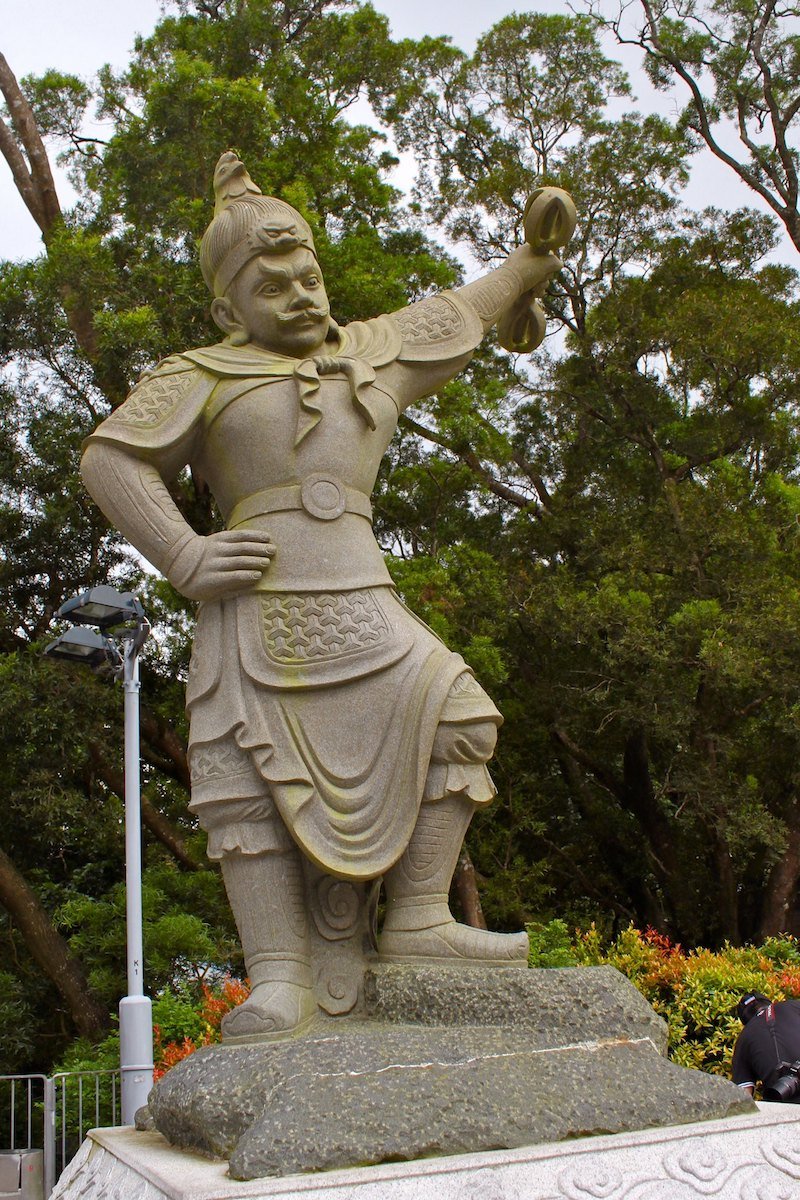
(391, 290, 483, 362)
(104, 357, 198, 430)
(85, 356, 216, 455)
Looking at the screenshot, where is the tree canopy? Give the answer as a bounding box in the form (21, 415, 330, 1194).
(1, 0, 800, 1070)
(590, 0, 800, 251)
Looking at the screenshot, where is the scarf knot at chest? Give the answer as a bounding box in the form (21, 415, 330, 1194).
(293, 355, 378, 445)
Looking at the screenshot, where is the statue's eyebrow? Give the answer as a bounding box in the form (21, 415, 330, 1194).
(254, 260, 292, 282)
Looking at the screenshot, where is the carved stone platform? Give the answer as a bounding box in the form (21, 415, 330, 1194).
(52, 1106, 800, 1199)
(146, 965, 752, 1180)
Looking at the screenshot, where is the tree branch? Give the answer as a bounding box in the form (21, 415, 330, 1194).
(0, 114, 46, 229)
(0, 51, 61, 236)
(551, 724, 624, 800)
(400, 413, 539, 510)
(87, 743, 200, 872)
(0, 845, 110, 1042)
(598, 1, 800, 249)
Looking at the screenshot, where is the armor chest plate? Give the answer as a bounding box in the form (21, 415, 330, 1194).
(194, 375, 397, 593)
(196, 376, 398, 517)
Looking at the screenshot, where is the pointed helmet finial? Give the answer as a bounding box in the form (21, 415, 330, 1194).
(201, 152, 318, 295)
(212, 151, 263, 216)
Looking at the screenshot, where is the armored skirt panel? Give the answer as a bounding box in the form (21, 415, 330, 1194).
(185, 587, 501, 880)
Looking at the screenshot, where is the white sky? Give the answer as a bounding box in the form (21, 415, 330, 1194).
(0, 0, 786, 263)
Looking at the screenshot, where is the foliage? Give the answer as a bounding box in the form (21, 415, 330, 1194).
(526, 919, 579, 969)
(0, 970, 40, 1073)
(2, 0, 800, 1074)
(376, 13, 800, 945)
(58, 922, 800, 1091)
(152, 977, 250, 1080)
(52, 975, 250, 1082)
(529, 921, 800, 1081)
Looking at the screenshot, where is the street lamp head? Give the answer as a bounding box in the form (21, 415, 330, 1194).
(58, 585, 145, 629)
(43, 626, 123, 674)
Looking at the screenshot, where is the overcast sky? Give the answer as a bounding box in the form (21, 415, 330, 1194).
(0, 0, 776, 264)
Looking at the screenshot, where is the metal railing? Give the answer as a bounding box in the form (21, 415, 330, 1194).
(0, 1069, 121, 1196)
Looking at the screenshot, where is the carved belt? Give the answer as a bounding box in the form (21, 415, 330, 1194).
(227, 475, 373, 527)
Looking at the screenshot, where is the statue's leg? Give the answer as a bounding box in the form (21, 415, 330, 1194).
(218, 844, 317, 1040)
(379, 717, 529, 966)
(188, 736, 316, 1040)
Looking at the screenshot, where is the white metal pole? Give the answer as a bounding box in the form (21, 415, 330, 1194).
(119, 637, 154, 1125)
(43, 1077, 56, 1197)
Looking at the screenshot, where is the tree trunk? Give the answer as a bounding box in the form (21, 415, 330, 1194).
(760, 820, 800, 939)
(621, 728, 684, 933)
(453, 849, 488, 929)
(139, 708, 191, 790)
(0, 52, 131, 404)
(710, 829, 741, 944)
(0, 846, 110, 1043)
(551, 724, 672, 931)
(141, 794, 202, 872)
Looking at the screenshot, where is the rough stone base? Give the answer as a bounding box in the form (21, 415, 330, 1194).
(52, 1106, 800, 1199)
(148, 966, 752, 1179)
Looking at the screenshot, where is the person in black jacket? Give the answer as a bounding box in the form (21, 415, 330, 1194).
(732, 990, 800, 1100)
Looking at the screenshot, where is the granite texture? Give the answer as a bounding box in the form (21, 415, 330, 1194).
(148, 966, 752, 1180)
(51, 1109, 800, 1200)
(363, 962, 668, 1052)
(80, 151, 576, 1043)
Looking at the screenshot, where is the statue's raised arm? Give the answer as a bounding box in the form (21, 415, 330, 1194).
(81, 153, 576, 1042)
(374, 186, 576, 412)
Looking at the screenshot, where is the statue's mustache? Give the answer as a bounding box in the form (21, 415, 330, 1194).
(277, 307, 329, 324)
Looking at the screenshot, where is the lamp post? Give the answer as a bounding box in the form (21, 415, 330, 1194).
(45, 586, 154, 1125)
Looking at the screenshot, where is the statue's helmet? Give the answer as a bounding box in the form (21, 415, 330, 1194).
(199, 151, 317, 297)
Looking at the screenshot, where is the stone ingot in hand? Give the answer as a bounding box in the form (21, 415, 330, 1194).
(497, 186, 576, 354)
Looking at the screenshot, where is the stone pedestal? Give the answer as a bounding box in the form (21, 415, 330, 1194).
(146, 965, 752, 1180)
(52, 1106, 800, 1199)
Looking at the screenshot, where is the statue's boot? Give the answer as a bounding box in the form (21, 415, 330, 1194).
(219, 848, 317, 1041)
(379, 795, 529, 966)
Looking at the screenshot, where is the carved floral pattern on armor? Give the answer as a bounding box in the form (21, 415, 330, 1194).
(259, 591, 390, 663)
(189, 740, 244, 782)
(449, 670, 484, 697)
(106, 362, 194, 428)
(393, 295, 464, 344)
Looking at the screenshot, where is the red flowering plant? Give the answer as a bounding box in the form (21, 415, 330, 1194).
(529, 920, 800, 1078)
(152, 977, 250, 1080)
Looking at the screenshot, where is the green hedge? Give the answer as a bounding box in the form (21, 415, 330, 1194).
(528, 920, 800, 1078)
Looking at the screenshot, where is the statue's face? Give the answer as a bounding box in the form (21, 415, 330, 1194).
(223, 247, 331, 357)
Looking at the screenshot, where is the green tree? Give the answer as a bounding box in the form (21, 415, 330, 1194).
(0, 0, 455, 1069)
(514, 209, 800, 944)
(588, 0, 800, 252)
(375, 12, 800, 943)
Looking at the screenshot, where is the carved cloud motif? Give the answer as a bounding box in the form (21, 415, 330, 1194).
(761, 1130, 800, 1177)
(662, 1146, 753, 1194)
(557, 1166, 628, 1200)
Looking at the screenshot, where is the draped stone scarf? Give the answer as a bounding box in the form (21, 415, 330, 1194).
(182, 315, 402, 447)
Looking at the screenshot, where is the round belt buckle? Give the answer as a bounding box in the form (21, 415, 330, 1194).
(300, 473, 347, 520)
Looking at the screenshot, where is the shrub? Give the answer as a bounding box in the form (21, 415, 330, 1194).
(569, 924, 800, 1078)
(526, 919, 579, 968)
(153, 977, 249, 1080)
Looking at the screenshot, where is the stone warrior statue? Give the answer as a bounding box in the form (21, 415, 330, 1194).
(81, 153, 575, 1042)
